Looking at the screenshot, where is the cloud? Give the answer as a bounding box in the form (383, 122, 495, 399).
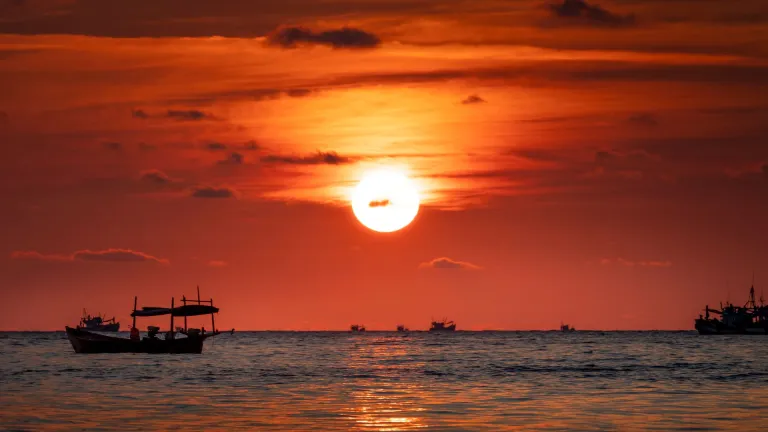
(166, 109, 214, 121)
(368, 199, 390, 208)
(140, 169, 171, 184)
(461, 95, 486, 105)
(548, 0, 636, 27)
(266, 26, 381, 49)
(419, 257, 482, 270)
(600, 258, 672, 268)
(11, 249, 169, 264)
(207, 260, 228, 267)
(242, 141, 261, 151)
(219, 152, 244, 165)
(627, 113, 659, 126)
(206, 142, 227, 151)
(103, 141, 122, 151)
(260, 151, 352, 165)
(131, 109, 149, 119)
(191, 186, 236, 198)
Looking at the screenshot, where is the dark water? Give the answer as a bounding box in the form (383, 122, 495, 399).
(1, 331, 767, 431)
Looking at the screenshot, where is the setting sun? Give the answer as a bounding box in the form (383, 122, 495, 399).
(351, 169, 420, 233)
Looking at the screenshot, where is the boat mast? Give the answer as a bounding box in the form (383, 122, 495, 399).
(132, 296, 137, 329)
(170, 297, 174, 337)
(183, 295, 187, 332)
(211, 297, 216, 334)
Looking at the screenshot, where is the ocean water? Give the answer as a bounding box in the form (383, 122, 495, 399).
(1, 331, 767, 431)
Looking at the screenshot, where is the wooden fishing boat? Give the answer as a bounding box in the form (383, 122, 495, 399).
(77, 310, 120, 332)
(66, 287, 232, 354)
(429, 319, 456, 332)
(695, 284, 767, 335)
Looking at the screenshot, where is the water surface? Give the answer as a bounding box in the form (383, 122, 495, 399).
(1, 331, 766, 431)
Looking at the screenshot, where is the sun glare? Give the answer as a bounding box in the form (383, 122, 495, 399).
(351, 168, 420, 233)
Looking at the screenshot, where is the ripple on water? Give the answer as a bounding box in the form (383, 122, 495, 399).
(1, 331, 767, 431)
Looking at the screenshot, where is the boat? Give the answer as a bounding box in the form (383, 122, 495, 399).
(560, 322, 575, 332)
(695, 284, 767, 335)
(429, 319, 456, 332)
(350, 324, 366, 332)
(78, 310, 119, 332)
(66, 287, 232, 354)
(396, 324, 409, 332)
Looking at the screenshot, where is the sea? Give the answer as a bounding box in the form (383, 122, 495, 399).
(1, 331, 767, 431)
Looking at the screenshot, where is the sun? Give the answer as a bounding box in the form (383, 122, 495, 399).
(351, 168, 420, 233)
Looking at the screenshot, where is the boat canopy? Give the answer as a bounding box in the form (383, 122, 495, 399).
(131, 304, 219, 317)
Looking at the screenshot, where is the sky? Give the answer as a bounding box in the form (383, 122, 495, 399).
(1, 0, 767, 330)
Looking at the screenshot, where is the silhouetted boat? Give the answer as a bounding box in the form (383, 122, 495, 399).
(560, 323, 575, 332)
(78, 310, 119, 332)
(397, 324, 409, 332)
(429, 319, 456, 332)
(350, 324, 366, 332)
(695, 284, 767, 335)
(66, 287, 232, 354)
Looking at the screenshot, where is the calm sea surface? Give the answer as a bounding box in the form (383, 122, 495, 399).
(1, 331, 767, 431)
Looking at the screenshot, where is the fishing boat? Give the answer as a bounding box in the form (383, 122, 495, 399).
(560, 323, 575, 332)
(695, 284, 767, 335)
(65, 287, 232, 354)
(350, 324, 366, 332)
(78, 310, 119, 332)
(429, 319, 456, 332)
(396, 324, 409, 332)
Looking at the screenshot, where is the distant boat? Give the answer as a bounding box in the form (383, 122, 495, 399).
(560, 322, 575, 332)
(429, 319, 456, 332)
(66, 287, 232, 354)
(396, 324, 409, 332)
(695, 284, 767, 335)
(78, 310, 119, 332)
(350, 324, 366, 332)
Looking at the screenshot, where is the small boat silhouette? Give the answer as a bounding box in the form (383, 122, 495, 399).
(78, 310, 119, 332)
(396, 324, 409, 332)
(350, 324, 366, 332)
(429, 319, 456, 332)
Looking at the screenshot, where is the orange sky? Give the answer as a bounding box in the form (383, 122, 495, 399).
(1, 0, 767, 330)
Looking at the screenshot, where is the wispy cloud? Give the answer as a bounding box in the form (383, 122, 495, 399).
(190, 186, 237, 198)
(218, 152, 244, 165)
(600, 257, 672, 267)
(461, 94, 487, 105)
(266, 26, 381, 49)
(11, 249, 169, 264)
(166, 109, 215, 121)
(548, 0, 636, 27)
(139, 169, 172, 185)
(419, 257, 482, 270)
(260, 151, 352, 165)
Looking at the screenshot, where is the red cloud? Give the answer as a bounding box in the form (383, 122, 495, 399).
(10, 249, 169, 265)
(419, 257, 482, 270)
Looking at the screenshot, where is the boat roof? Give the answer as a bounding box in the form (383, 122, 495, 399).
(131, 304, 219, 317)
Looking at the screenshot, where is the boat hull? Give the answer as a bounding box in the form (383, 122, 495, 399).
(80, 323, 120, 332)
(65, 326, 209, 354)
(429, 326, 456, 332)
(695, 319, 768, 335)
